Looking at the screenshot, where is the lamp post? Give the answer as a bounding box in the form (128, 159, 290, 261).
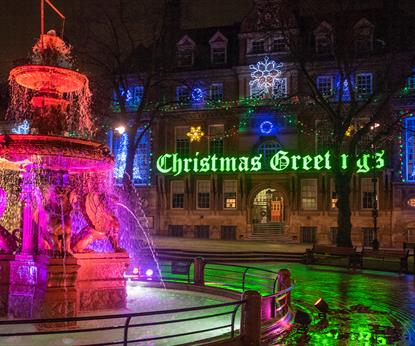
(371, 144, 379, 250)
(265, 189, 273, 224)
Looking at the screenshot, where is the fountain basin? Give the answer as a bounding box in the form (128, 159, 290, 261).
(0, 135, 113, 172)
(9, 65, 88, 94)
(0, 282, 241, 346)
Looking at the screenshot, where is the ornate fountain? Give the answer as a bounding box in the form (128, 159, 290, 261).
(0, 28, 130, 321)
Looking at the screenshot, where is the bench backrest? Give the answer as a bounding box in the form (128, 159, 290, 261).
(313, 245, 356, 254)
(363, 248, 409, 258)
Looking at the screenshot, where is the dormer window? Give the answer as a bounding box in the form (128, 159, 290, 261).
(176, 35, 195, 67)
(316, 36, 332, 55)
(353, 18, 374, 54)
(209, 31, 228, 65)
(212, 47, 226, 64)
(314, 21, 333, 56)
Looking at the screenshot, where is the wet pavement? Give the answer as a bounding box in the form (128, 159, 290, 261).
(256, 263, 415, 345)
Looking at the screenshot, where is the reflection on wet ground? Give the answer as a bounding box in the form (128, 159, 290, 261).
(255, 263, 415, 345)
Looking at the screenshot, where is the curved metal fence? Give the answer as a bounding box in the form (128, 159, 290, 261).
(0, 258, 294, 345)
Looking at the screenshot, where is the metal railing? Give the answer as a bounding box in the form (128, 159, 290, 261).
(203, 261, 280, 295)
(0, 259, 294, 345)
(0, 300, 245, 346)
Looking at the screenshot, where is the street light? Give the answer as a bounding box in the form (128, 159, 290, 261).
(115, 125, 126, 135)
(370, 141, 379, 250)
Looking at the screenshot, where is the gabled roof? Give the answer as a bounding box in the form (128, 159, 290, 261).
(177, 35, 196, 47)
(209, 31, 228, 45)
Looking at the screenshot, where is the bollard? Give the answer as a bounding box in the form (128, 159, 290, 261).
(194, 257, 205, 286)
(241, 290, 262, 346)
(277, 269, 291, 314)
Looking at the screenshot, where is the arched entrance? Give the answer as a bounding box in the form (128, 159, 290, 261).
(251, 188, 285, 228)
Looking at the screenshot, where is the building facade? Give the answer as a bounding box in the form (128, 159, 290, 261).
(110, 0, 415, 247)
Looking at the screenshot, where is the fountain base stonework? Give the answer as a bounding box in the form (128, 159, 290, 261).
(6, 253, 129, 321)
(74, 253, 130, 312)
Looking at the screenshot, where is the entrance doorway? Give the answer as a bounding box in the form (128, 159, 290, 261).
(252, 189, 284, 224)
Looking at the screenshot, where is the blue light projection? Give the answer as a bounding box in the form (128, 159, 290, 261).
(404, 117, 415, 182)
(260, 120, 274, 135)
(191, 87, 204, 102)
(112, 85, 144, 112)
(11, 120, 30, 134)
(335, 77, 351, 101)
(249, 57, 283, 96)
(111, 128, 151, 186)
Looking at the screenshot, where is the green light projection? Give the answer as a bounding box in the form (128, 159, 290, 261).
(156, 150, 385, 176)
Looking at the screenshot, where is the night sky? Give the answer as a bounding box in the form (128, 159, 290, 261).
(0, 0, 253, 76)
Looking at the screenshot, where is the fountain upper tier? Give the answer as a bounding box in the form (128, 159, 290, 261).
(7, 32, 94, 134)
(10, 65, 88, 94)
(0, 134, 113, 172)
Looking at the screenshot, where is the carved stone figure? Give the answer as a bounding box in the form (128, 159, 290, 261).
(0, 227, 21, 254)
(72, 191, 124, 253)
(42, 185, 73, 256)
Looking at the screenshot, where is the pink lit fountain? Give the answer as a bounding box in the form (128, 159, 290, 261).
(0, 29, 129, 322)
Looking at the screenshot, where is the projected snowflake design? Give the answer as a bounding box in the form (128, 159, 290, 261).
(11, 120, 30, 134)
(186, 126, 204, 142)
(249, 57, 283, 96)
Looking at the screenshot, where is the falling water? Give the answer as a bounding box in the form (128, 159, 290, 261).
(60, 201, 69, 320)
(116, 202, 165, 288)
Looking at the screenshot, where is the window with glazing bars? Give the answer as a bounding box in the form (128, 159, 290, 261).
(211, 47, 226, 64)
(171, 181, 185, 209)
(258, 141, 282, 169)
(221, 226, 237, 240)
(251, 40, 265, 54)
(316, 76, 333, 97)
(209, 125, 224, 155)
(300, 227, 316, 243)
(361, 178, 376, 209)
(330, 179, 337, 209)
(223, 180, 237, 209)
(407, 75, 415, 91)
(175, 127, 190, 156)
(195, 225, 209, 239)
(356, 73, 372, 96)
(197, 180, 210, 209)
(176, 86, 191, 103)
(272, 37, 287, 52)
(301, 179, 318, 210)
(168, 225, 184, 237)
(209, 83, 224, 101)
(177, 47, 193, 67)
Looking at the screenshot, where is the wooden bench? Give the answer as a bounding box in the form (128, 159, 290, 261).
(362, 248, 410, 273)
(305, 245, 362, 269)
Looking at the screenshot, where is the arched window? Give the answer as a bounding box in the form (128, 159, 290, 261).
(258, 141, 282, 168)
